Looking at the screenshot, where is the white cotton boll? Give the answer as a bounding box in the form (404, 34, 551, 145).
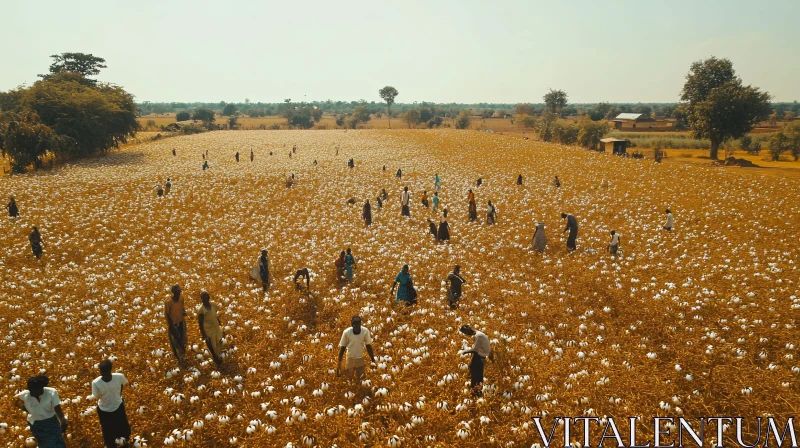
(193, 420, 204, 429)
(457, 429, 470, 439)
(387, 435, 401, 447)
(246, 426, 256, 435)
(229, 437, 238, 445)
(265, 426, 276, 434)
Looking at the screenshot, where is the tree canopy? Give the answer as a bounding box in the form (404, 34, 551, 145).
(40, 53, 107, 84)
(379, 86, 399, 128)
(222, 103, 237, 116)
(680, 57, 772, 159)
(543, 89, 568, 114)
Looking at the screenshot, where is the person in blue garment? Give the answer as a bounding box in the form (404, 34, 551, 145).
(345, 248, 356, 283)
(434, 173, 441, 191)
(390, 264, 414, 305)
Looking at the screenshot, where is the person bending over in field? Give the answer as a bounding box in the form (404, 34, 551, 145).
(562, 213, 578, 251)
(476, 177, 483, 187)
(553, 176, 561, 188)
(92, 359, 131, 448)
(427, 219, 438, 241)
(335, 251, 346, 281)
(197, 291, 224, 366)
(663, 209, 674, 231)
(164, 284, 187, 362)
(337, 316, 376, 383)
(486, 200, 497, 225)
(294, 268, 310, 290)
(447, 265, 466, 309)
(607, 230, 621, 256)
(156, 184, 164, 197)
(459, 325, 493, 397)
(376, 196, 383, 209)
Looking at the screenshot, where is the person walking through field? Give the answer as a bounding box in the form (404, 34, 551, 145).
(336, 316, 376, 383)
(29, 226, 44, 259)
(421, 190, 429, 208)
(164, 284, 187, 362)
(156, 183, 164, 197)
(459, 325, 493, 397)
(14, 376, 68, 447)
(363, 200, 372, 226)
(91, 360, 131, 448)
(554, 176, 561, 188)
(400, 187, 411, 217)
(235, 151, 240, 162)
(258, 249, 270, 290)
(663, 209, 674, 231)
(432, 191, 439, 212)
(517, 174, 523, 186)
(607, 230, 621, 256)
(390, 264, 415, 306)
(396, 168, 402, 179)
(250, 149, 254, 162)
(562, 213, 578, 251)
(531, 222, 547, 252)
(345, 248, 356, 283)
(467, 189, 477, 222)
(434, 173, 441, 192)
(447, 265, 466, 309)
(335, 251, 346, 281)
(165, 178, 172, 195)
(486, 200, 497, 225)
(197, 291, 224, 366)
(7, 196, 19, 217)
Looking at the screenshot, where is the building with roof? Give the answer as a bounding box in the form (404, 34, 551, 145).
(610, 113, 676, 131)
(600, 138, 629, 155)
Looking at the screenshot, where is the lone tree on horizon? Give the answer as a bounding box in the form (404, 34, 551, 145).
(39, 53, 107, 84)
(680, 56, 772, 160)
(543, 89, 568, 114)
(379, 86, 399, 129)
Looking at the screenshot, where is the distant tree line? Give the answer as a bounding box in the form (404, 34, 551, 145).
(0, 53, 139, 172)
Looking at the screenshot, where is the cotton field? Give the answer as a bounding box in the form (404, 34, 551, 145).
(1, 129, 798, 446)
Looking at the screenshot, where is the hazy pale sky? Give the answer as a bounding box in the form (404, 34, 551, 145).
(3, 0, 798, 104)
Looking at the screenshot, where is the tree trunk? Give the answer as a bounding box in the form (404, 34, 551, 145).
(388, 106, 391, 129)
(710, 138, 720, 160)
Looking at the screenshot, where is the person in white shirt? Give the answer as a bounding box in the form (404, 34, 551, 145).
(337, 316, 376, 382)
(663, 209, 674, 231)
(91, 360, 131, 447)
(400, 187, 411, 217)
(459, 325, 494, 396)
(607, 230, 621, 256)
(14, 376, 68, 447)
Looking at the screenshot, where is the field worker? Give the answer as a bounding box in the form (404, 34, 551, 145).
(164, 284, 187, 362)
(7, 195, 19, 217)
(165, 178, 172, 195)
(663, 209, 674, 231)
(92, 360, 131, 448)
(197, 291, 224, 366)
(172, 148, 176, 156)
(156, 183, 164, 197)
(468, 190, 477, 222)
(337, 316, 376, 382)
(286, 173, 294, 188)
(531, 222, 547, 252)
(432, 191, 440, 212)
(396, 168, 402, 178)
(335, 251, 346, 281)
(421, 190, 429, 208)
(517, 174, 523, 186)
(202, 160, 209, 170)
(363, 200, 372, 226)
(250, 149, 254, 162)
(390, 264, 414, 305)
(376, 196, 383, 209)
(459, 325, 494, 397)
(554, 176, 561, 188)
(476, 177, 483, 187)
(447, 265, 466, 309)
(29, 226, 44, 259)
(401, 187, 411, 217)
(486, 200, 497, 225)
(607, 230, 621, 256)
(259, 249, 270, 291)
(434, 173, 441, 191)
(437, 217, 451, 242)
(561, 213, 579, 251)
(381, 188, 389, 200)
(294, 267, 311, 290)
(345, 248, 356, 283)
(427, 219, 438, 240)
(14, 376, 68, 447)
(235, 151, 240, 162)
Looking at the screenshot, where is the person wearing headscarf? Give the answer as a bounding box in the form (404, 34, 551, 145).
(531, 222, 547, 252)
(29, 226, 43, 259)
(259, 250, 270, 290)
(390, 264, 414, 305)
(14, 376, 68, 447)
(164, 284, 187, 362)
(92, 360, 131, 447)
(363, 200, 372, 226)
(7, 196, 19, 217)
(197, 291, 224, 366)
(486, 200, 497, 225)
(562, 213, 578, 251)
(345, 248, 356, 283)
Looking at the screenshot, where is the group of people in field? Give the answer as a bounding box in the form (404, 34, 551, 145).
(7, 143, 682, 447)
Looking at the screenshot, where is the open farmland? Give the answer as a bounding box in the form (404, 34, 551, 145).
(1, 130, 799, 446)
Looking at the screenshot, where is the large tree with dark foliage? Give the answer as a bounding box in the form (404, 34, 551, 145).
(543, 89, 568, 114)
(680, 57, 772, 160)
(39, 53, 107, 84)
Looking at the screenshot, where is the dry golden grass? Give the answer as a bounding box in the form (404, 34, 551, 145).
(1, 130, 799, 446)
